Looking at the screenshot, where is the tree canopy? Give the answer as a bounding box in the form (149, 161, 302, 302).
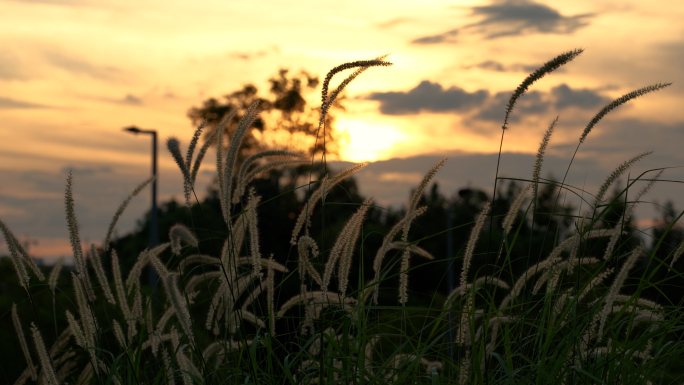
(187, 69, 345, 159)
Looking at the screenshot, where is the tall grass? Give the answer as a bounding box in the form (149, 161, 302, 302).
(2, 51, 684, 385)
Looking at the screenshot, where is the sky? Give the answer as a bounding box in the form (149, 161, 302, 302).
(2, 0, 684, 261)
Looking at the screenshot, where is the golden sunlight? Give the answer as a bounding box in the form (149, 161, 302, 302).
(335, 118, 408, 162)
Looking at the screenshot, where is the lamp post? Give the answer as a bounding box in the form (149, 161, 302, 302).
(124, 126, 158, 294)
(445, 199, 456, 362)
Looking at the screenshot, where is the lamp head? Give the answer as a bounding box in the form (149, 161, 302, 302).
(124, 126, 141, 134)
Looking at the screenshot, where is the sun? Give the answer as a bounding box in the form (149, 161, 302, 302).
(334, 118, 407, 163)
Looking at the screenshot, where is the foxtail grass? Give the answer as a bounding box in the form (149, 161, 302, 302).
(2, 51, 683, 385)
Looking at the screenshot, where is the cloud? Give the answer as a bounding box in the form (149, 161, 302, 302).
(60, 166, 113, 175)
(465, 60, 547, 73)
(363, 80, 488, 115)
(377, 18, 413, 29)
(6, 0, 88, 4)
(228, 50, 268, 61)
(471, 60, 505, 71)
(44, 51, 122, 81)
(411, 0, 592, 44)
(0, 97, 48, 109)
(475, 90, 550, 122)
(552, 118, 684, 159)
(122, 94, 142, 105)
(551, 84, 611, 110)
(468, 0, 593, 39)
(230, 53, 251, 60)
(0, 203, 27, 217)
(364, 82, 607, 121)
(0, 51, 32, 81)
(81, 93, 143, 105)
(411, 29, 459, 45)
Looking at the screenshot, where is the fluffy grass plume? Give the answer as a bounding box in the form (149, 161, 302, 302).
(298, 235, 323, 286)
(2, 225, 45, 283)
(592, 151, 652, 210)
(596, 243, 645, 342)
(12, 303, 37, 381)
(185, 119, 206, 173)
(670, 239, 684, 267)
(0, 218, 31, 289)
(166, 136, 192, 207)
(603, 169, 663, 260)
(222, 101, 262, 224)
(234, 158, 308, 203)
(237, 150, 303, 188)
(322, 198, 372, 295)
(531, 116, 557, 209)
(169, 223, 199, 255)
(89, 244, 115, 305)
(103, 174, 156, 251)
(165, 273, 195, 342)
(48, 258, 64, 294)
(65, 171, 95, 302)
(502, 183, 532, 235)
(246, 188, 263, 279)
(191, 128, 220, 185)
(30, 323, 59, 385)
(290, 162, 368, 245)
(502, 49, 583, 130)
(460, 201, 491, 292)
(580, 83, 672, 143)
(319, 56, 392, 131)
(338, 198, 373, 297)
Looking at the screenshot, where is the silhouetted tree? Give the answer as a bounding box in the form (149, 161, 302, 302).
(187, 69, 345, 160)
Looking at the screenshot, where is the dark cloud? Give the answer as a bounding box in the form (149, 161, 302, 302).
(377, 18, 413, 29)
(465, 60, 547, 73)
(0, 97, 48, 109)
(229, 50, 268, 61)
(411, 0, 592, 44)
(77, 93, 142, 105)
(468, 0, 593, 39)
(364, 80, 488, 115)
(472, 60, 505, 71)
(122, 94, 142, 105)
(230, 53, 251, 60)
(0, 52, 31, 81)
(365, 81, 609, 121)
(411, 29, 459, 45)
(44, 51, 121, 81)
(551, 84, 610, 110)
(60, 166, 113, 175)
(475, 90, 550, 122)
(6, 0, 87, 4)
(552, 119, 684, 158)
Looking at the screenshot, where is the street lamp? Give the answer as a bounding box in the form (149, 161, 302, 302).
(124, 126, 159, 294)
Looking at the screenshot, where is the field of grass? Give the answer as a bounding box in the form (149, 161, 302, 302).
(2, 49, 684, 384)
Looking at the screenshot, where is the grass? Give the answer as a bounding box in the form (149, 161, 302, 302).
(2, 50, 684, 384)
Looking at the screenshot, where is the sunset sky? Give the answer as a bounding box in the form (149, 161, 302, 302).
(2, 0, 684, 260)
